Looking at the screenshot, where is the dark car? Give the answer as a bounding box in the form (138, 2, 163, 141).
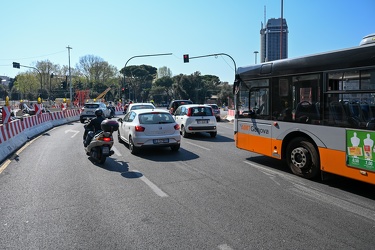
(205, 104, 220, 121)
(168, 100, 193, 114)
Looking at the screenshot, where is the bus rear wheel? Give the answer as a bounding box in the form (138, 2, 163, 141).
(286, 137, 320, 179)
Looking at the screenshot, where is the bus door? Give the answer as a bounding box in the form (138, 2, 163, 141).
(240, 87, 272, 156)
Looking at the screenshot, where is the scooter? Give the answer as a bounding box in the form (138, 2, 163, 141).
(83, 119, 119, 164)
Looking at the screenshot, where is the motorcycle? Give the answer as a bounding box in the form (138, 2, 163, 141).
(83, 119, 119, 164)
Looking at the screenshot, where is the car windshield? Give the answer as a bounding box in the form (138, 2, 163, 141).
(210, 105, 218, 109)
(84, 104, 100, 109)
(139, 113, 174, 124)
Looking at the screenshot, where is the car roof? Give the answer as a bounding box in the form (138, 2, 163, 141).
(129, 102, 155, 106)
(178, 104, 211, 108)
(131, 108, 169, 114)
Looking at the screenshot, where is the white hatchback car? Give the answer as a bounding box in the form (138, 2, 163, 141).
(117, 109, 181, 154)
(173, 104, 217, 138)
(80, 102, 112, 123)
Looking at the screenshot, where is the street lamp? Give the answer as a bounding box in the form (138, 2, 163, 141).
(254, 51, 259, 64)
(67, 46, 73, 107)
(123, 53, 172, 101)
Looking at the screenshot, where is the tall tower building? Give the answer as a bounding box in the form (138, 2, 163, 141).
(260, 18, 288, 63)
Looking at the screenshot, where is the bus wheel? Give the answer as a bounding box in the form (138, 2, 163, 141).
(286, 137, 320, 179)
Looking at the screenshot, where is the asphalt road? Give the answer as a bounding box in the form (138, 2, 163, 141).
(0, 118, 374, 249)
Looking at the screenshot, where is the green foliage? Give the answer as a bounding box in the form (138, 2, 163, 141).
(9, 57, 231, 105)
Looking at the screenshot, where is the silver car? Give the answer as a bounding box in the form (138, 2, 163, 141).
(117, 109, 181, 154)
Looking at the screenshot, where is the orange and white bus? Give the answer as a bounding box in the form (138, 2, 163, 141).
(233, 34, 375, 184)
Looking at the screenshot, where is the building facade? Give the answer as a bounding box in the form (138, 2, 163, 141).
(260, 18, 288, 63)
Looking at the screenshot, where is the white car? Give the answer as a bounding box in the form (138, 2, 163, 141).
(125, 103, 155, 114)
(117, 109, 181, 154)
(80, 102, 112, 123)
(173, 104, 217, 138)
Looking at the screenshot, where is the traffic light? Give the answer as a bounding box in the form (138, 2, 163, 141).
(183, 54, 189, 63)
(12, 62, 20, 69)
(121, 87, 125, 92)
(61, 81, 67, 89)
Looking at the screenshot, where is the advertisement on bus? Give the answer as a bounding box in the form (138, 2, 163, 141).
(347, 129, 375, 172)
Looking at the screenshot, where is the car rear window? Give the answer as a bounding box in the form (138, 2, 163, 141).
(131, 105, 154, 111)
(170, 100, 193, 110)
(139, 113, 174, 124)
(85, 104, 99, 109)
(210, 105, 219, 109)
(191, 107, 213, 116)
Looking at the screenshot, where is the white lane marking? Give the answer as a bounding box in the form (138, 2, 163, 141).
(291, 183, 375, 222)
(218, 244, 233, 250)
(184, 141, 211, 151)
(65, 129, 80, 138)
(244, 161, 375, 222)
(134, 170, 169, 197)
(111, 145, 122, 156)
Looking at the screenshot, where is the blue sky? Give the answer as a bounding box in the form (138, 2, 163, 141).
(1, 0, 374, 83)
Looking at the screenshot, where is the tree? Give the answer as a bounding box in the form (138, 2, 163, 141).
(76, 55, 118, 85)
(217, 81, 233, 106)
(34, 60, 61, 94)
(120, 64, 157, 101)
(13, 72, 39, 100)
(153, 76, 174, 101)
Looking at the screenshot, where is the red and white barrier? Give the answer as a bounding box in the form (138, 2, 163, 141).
(0, 108, 81, 163)
(226, 109, 235, 121)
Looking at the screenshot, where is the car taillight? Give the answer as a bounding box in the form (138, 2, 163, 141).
(135, 125, 145, 132)
(187, 108, 192, 116)
(174, 124, 180, 130)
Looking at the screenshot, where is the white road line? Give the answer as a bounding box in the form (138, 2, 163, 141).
(65, 129, 80, 138)
(111, 145, 122, 156)
(218, 244, 234, 250)
(134, 170, 169, 197)
(244, 161, 375, 222)
(184, 141, 211, 151)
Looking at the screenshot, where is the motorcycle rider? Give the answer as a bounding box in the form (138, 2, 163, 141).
(84, 108, 105, 147)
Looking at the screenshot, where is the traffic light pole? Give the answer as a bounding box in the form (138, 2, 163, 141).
(188, 53, 237, 77)
(123, 53, 172, 102)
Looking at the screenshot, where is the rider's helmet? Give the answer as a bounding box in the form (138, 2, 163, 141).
(95, 108, 103, 117)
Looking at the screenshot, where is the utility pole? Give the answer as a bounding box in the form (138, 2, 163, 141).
(67, 45, 73, 106)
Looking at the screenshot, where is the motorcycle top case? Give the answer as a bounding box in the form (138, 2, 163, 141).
(101, 119, 119, 132)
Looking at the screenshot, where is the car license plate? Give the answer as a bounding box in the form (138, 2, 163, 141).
(153, 139, 169, 144)
(102, 147, 110, 154)
(197, 119, 208, 124)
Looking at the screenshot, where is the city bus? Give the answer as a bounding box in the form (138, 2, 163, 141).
(233, 34, 375, 185)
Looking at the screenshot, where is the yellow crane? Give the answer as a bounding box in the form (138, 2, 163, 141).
(95, 87, 111, 101)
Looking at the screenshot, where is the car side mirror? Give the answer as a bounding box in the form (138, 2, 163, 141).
(117, 118, 123, 123)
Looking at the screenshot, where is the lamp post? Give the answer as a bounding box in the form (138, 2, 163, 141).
(254, 51, 259, 64)
(67, 46, 73, 107)
(123, 53, 172, 102)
